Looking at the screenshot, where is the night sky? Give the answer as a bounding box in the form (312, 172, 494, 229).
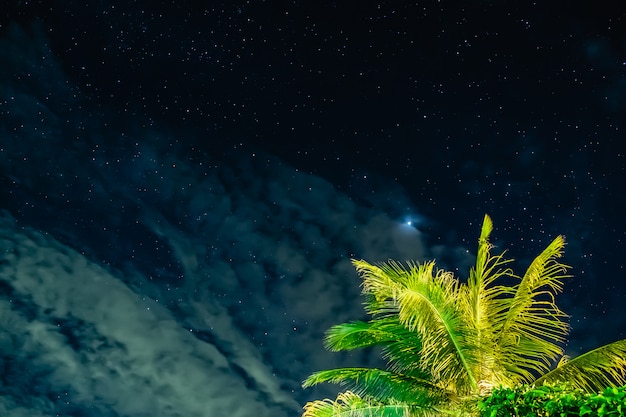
(1, 1, 626, 416)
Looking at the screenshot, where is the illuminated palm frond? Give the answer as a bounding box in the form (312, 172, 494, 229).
(302, 391, 441, 417)
(534, 339, 626, 391)
(323, 318, 428, 378)
(303, 368, 452, 405)
(461, 214, 516, 387)
(497, 235, 570, 382)
(353, 260, 478, 394)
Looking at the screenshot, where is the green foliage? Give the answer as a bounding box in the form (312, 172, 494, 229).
(478, 383, 626, 417)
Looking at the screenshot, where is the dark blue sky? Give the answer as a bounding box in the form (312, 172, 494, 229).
(1, 2, 625, 417)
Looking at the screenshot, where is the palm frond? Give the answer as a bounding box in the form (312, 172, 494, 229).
(462, 214, 516, 385)
(492, 235, 571, 383)
(324, 318, 416, 352)
(533, 339, 626, 391)
(324, 318, 429, 379)
(468, 215, 515, 289)
(302, 368, 452, 405)
(352, 259, 478, 394)
(302, 391, 442, 417)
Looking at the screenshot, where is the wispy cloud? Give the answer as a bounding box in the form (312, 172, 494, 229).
(0, 213, 302, 417)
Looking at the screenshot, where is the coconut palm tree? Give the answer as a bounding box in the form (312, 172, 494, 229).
(302, 215, 626, 417)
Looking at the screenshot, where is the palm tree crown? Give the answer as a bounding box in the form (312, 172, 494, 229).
(302, 215, 626, 417)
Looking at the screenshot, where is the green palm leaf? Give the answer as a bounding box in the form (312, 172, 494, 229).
(303, 368, 452, 405)
(353, 260, 478, 394)
(534, 339, 626, 391)
(324, 318, 429, 379)
(462, 214, 515, 387)
(491, 234, 571, 383)
(302, 391, 436, 417)
(324, 318, 419, 352)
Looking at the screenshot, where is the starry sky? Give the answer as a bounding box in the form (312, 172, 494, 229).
(1, 1, 625, 416)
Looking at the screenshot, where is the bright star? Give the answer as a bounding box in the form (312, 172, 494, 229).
(401, 215, 421, 231)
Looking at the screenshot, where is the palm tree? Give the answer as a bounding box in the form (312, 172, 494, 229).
(302, 214, 626, 417)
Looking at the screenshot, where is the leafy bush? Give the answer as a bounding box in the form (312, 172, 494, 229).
(478, 383, 626, 417)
